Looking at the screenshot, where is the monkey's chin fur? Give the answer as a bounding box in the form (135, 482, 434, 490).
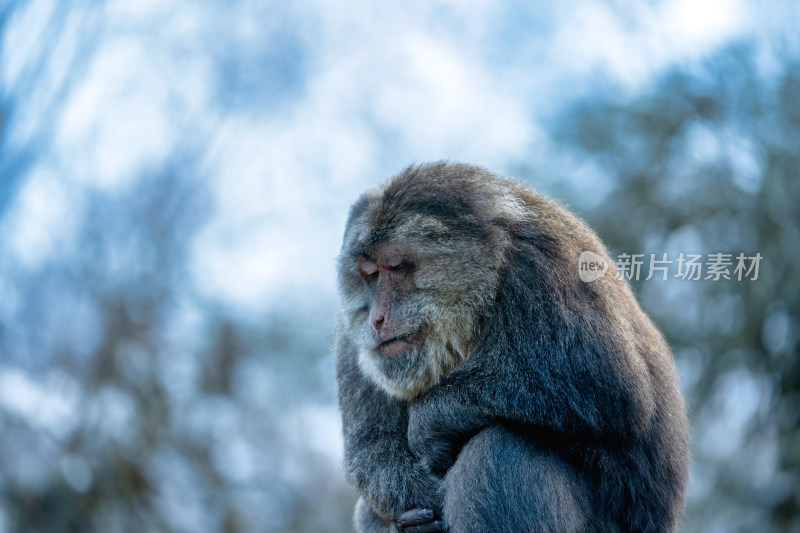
(357, 335, 468, 400)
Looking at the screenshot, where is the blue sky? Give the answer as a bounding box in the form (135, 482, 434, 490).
(4, 0, 789, 315)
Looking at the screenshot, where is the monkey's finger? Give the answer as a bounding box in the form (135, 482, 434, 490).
(404, 520, 445, 533)
(397, 508, 435, 527)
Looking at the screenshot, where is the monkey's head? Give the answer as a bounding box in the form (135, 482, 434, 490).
(337, 163, 528, 399)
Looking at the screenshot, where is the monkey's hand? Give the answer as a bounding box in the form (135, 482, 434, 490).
(391, 508, 446, 533)
(356, 456, 443, 521)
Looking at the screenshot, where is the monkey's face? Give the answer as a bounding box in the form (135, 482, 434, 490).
(338, 241, 477, 399)
(337, 189, 512, 400)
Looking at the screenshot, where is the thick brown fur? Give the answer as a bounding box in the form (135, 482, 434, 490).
(335, 162, 689, 532)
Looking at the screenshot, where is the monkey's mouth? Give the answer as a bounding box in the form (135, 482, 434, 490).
(377, 331, 420, 359)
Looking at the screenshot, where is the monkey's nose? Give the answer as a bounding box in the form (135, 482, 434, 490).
(368, 303, 391, 342)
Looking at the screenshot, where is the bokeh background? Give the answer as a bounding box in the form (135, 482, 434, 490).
(1, 0, 798, 531)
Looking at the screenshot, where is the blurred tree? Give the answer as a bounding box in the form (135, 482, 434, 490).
(0, 2, 356, 531)
(0, 0, 102, 218)
(0, 167, 355, 532)
(554, 44, 800, 533)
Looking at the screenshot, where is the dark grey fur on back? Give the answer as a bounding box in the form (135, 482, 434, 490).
(336, 162, 689, 532)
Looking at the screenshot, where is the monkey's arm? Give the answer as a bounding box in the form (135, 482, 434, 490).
(336, 333, 442, 521)
(408, 344, 648, 475)
(409, 253, 657, 472)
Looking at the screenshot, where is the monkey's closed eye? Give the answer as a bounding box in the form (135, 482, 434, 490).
(388, 260, 414, 273)
(358, 259, 379, 281)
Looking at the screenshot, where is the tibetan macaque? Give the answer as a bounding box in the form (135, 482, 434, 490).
(335, 162, 689, 532)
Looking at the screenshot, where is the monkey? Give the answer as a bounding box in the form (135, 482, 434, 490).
(335, 162, 689, 532)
